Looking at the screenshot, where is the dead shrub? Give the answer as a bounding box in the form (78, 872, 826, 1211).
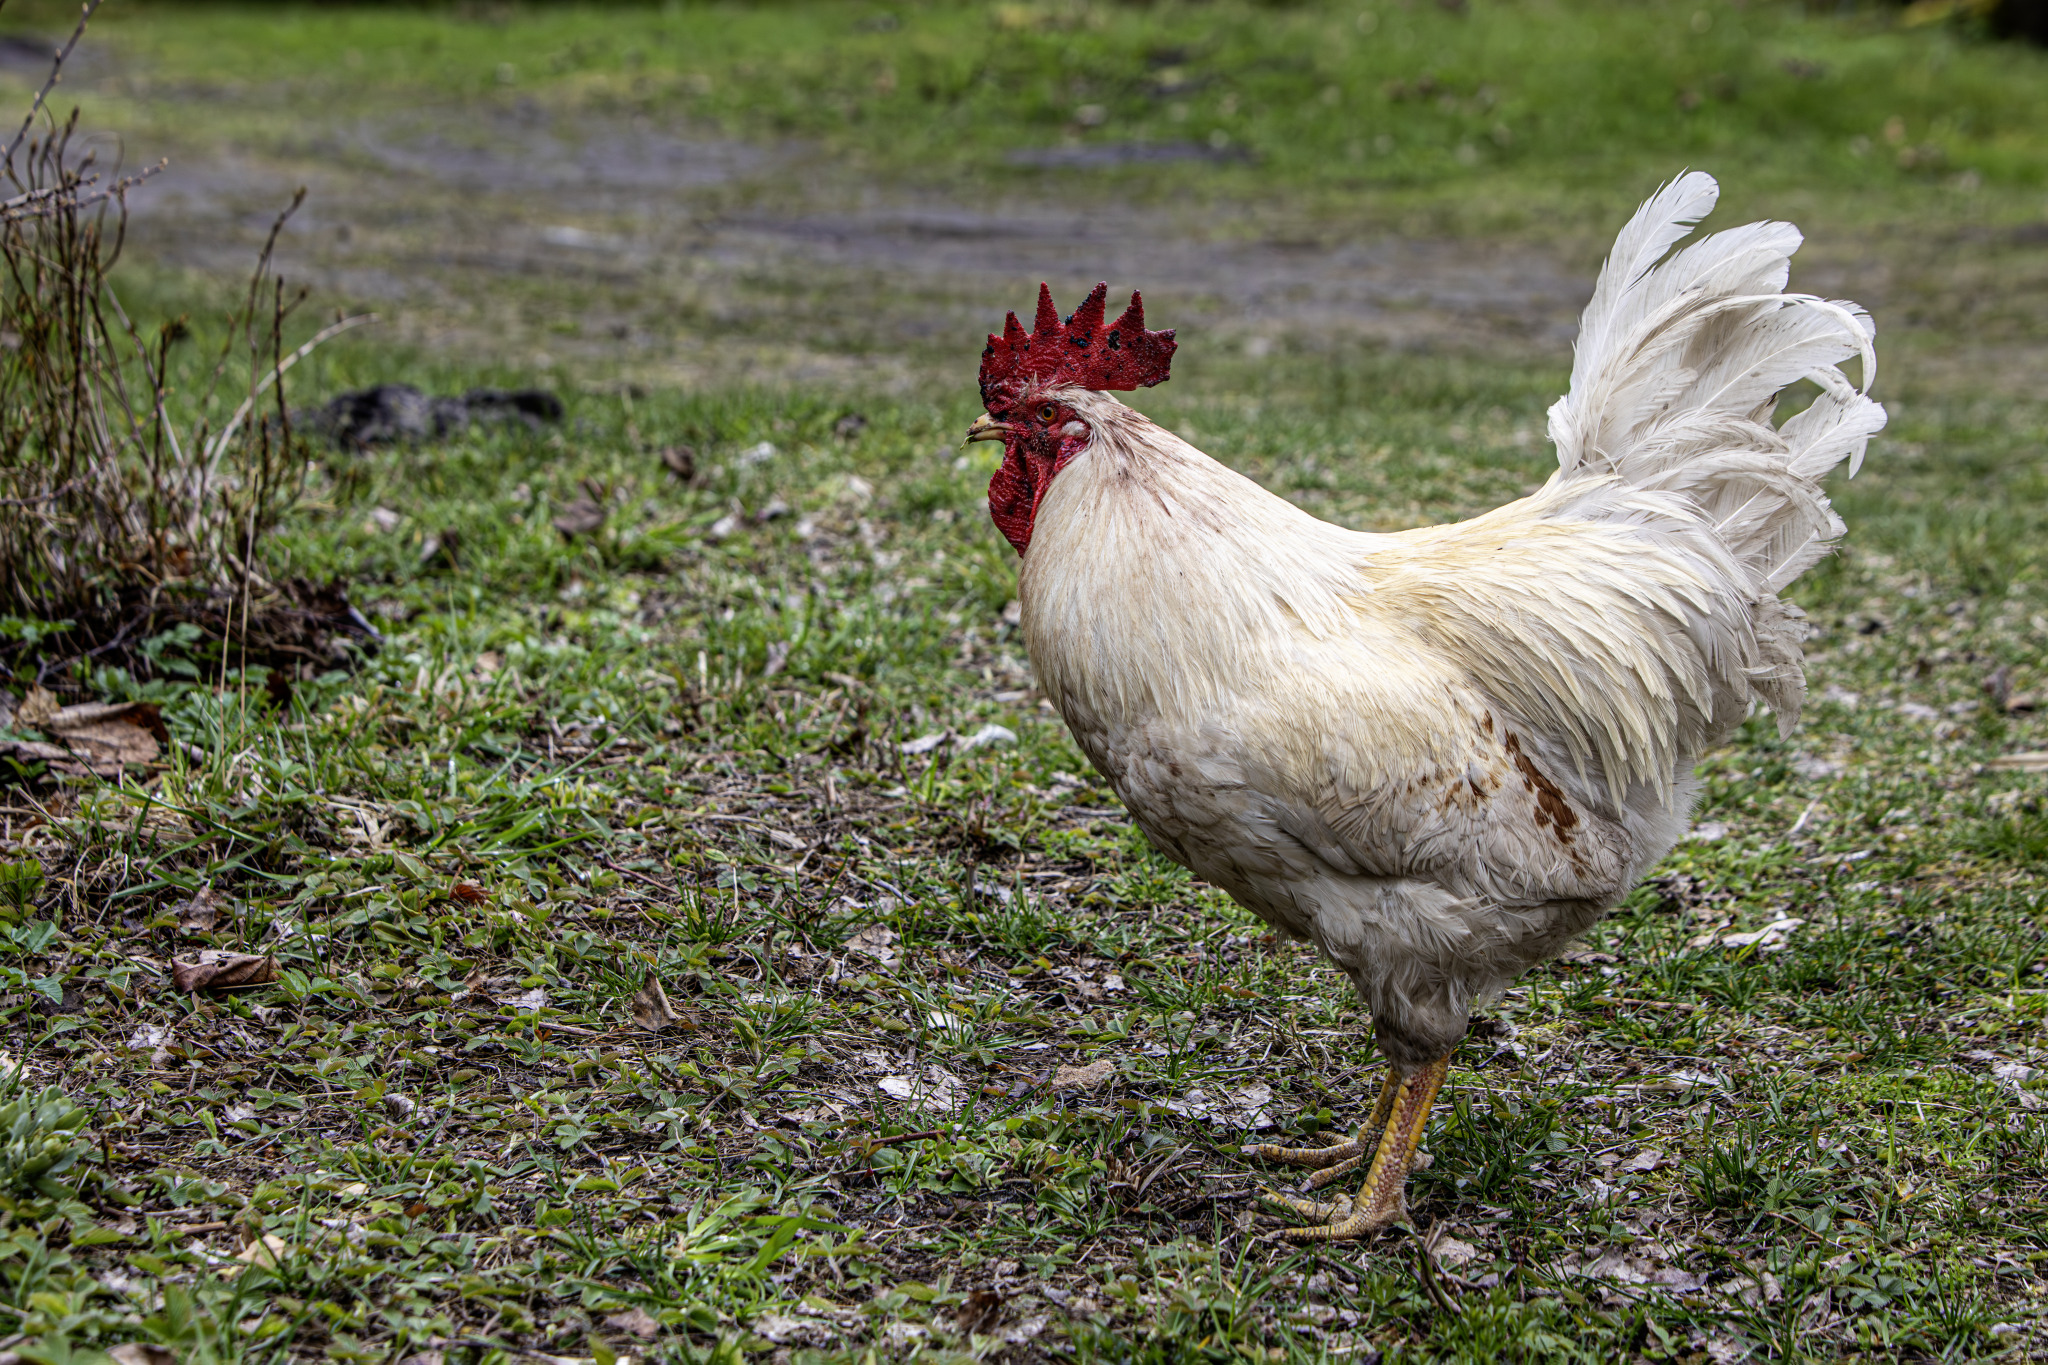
(0, 2, 367, 681)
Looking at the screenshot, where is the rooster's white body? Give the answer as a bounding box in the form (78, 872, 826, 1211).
(983, 173, 1881, 1234)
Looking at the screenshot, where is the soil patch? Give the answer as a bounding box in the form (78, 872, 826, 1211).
(116, 105, 1590, 388)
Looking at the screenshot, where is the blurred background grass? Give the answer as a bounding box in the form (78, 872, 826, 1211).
(11, 0, 2048, 210)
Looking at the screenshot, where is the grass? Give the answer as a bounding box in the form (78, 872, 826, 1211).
(0, 1, 2045, 1362)
(1, 350, 2042, 1362)
(24, 0, 2048, 222)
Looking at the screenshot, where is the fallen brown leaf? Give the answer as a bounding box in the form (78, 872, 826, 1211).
(172, 888, 219, 934)
(659, 444, 696, 483)
(1050, 1060, 1116, 1091)
(15, 685, 59, 728)
(231, 1232, 290, 1273)
(449, 880, 488, 904)
(605, 1306, 661, 1340)
(844, 924, 898, 966)
(3, 695, 166, 775)
(630, 974, 680, 1032)
(956, 1288, 1004, 1335)
(171, 951, 277, 993)
(553, 496, 608, 538)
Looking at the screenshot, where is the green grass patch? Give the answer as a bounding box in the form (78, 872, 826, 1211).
(21, 0, 2048, 224)
(0, 355, 2038, 1361)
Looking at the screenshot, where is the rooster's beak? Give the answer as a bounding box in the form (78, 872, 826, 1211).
(963, 414, 1011, 445)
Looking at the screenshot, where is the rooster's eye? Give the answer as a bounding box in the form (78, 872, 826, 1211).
(1039, 404, 1058, 423)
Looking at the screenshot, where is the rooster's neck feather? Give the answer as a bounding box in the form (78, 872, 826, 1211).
(1021, 398, 1380, 725)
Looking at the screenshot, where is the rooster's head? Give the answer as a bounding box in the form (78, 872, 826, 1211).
(969, 282, 1175, 554)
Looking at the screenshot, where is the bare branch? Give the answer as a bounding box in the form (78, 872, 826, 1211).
(0, 160, 165, 224)
(205, 310, 378, 463)
(3, 0, 105, 173)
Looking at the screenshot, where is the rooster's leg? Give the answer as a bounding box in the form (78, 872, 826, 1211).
(1244, 1068, 1400, 1189)
(1259, 1053, 1449, 1241)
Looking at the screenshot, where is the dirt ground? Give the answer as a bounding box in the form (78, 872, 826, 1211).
(117, 99, 1598, 390)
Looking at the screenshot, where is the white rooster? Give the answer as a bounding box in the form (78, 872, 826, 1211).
(965, 172, 1883, 1239)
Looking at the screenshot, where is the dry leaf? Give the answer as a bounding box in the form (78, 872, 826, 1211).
(1430, 1235, 1481, 1268)
(233, 1233, 290, 1272)
(659, 444, 697, 483)
(16, 686, 59, 728)
(605, 1306, 661, 1340)
(959, 723, 1016, 751)
(1165, 1082, 1276, 1130)
(170, 951, 277, 993)
(3, 696, 165, 775)
(1049, 1060, 1115, 1091)
(956, 1289, 1003, 1335)
(449, 880, 488, 904)
(630, 975, 680, 1032)
(844, 924, 898, 966)
(109, 1346, 178, 1365)
(171, 888, 219, 934)
(1721, 917, 1803, 949)
(553, 496, 608, 538)
(879, 1067, 966, 1113)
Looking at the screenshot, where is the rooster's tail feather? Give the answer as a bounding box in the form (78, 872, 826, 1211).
(1546, 171, 1884, 599)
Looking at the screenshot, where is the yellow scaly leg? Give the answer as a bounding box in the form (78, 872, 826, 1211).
(1260, 1053, 1450, 1241)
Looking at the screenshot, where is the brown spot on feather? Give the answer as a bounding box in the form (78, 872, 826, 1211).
(1502, 732, 1579, 842)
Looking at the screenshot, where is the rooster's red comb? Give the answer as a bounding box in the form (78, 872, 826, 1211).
(978, 282, 1175, 406)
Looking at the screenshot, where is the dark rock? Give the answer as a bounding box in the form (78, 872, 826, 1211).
(304, 383, 563, 450)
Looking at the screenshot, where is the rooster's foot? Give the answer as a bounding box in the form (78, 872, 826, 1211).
(1254, 1053, 1450, 1243)
(1256, 1186, 1404, 1240)
(1242, 1141, 1368, 1188)
(1242, 1068, 1401, 1189)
